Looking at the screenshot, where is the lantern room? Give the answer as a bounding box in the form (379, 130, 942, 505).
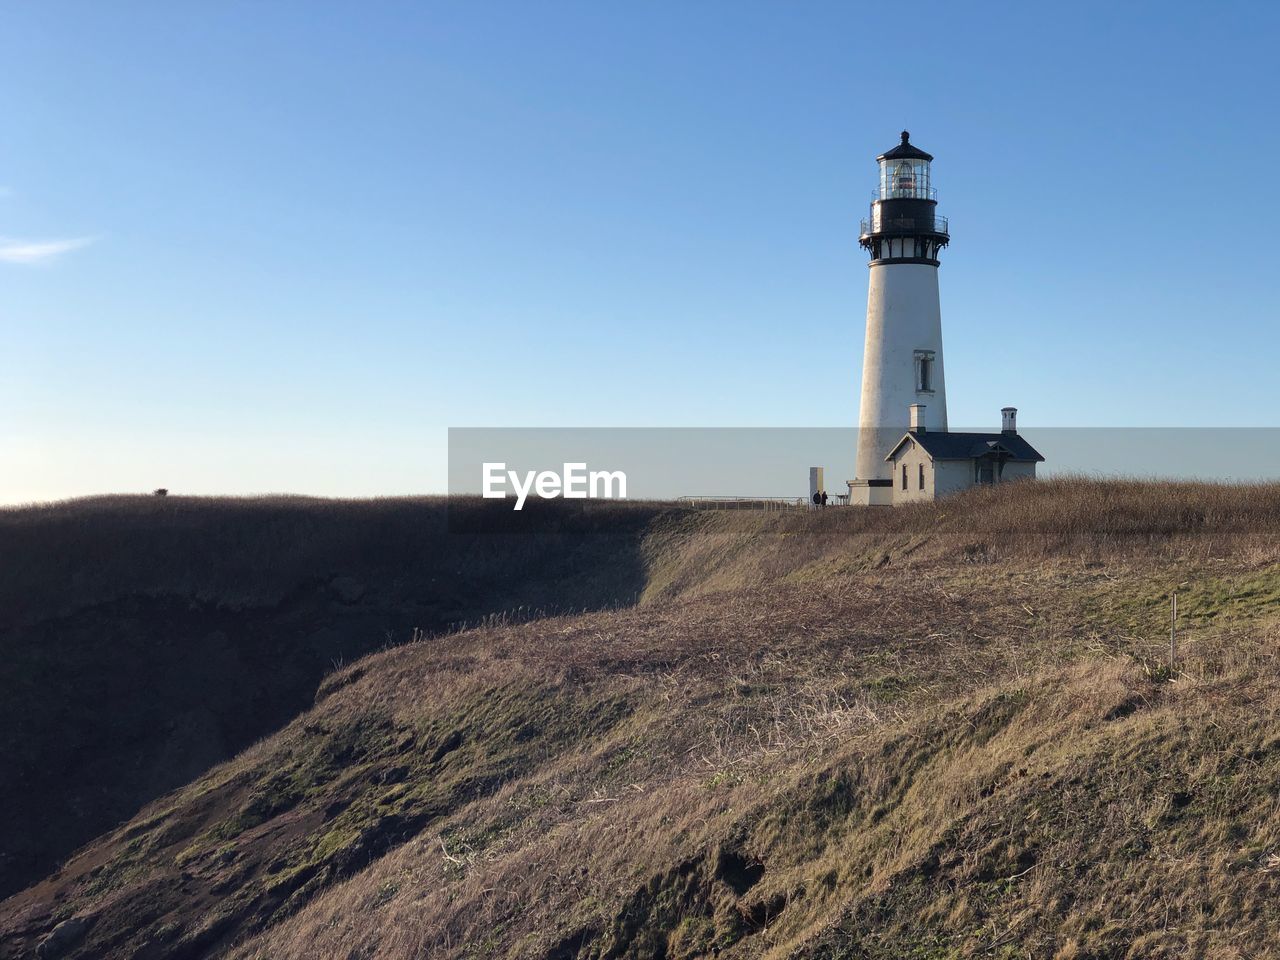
(877, 131, 934, 200)
(859, 129, 948, 258)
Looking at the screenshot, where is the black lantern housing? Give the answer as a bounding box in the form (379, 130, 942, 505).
(858, 131, 950, 265)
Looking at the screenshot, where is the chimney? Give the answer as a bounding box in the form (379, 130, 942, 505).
(1001, 407, 1017, 434)
(909, 403, 926, 434)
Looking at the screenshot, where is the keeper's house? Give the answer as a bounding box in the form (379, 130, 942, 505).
(884, 405, 1044, 503)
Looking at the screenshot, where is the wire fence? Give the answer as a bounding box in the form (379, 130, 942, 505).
(676, 495, 851, 511)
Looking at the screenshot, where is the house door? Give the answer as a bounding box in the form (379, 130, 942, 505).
(976, 459, 995, 484)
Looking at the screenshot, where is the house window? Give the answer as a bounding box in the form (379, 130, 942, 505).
(918, 463, 925, 490)
(914, 351, 934, 393)
(902, 464, 908, 490)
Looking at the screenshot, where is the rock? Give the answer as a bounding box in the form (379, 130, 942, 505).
(37, 916, 89, 958)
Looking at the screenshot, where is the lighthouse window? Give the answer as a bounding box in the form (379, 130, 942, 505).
(879, 158, 931, 200)
(894, 161, 914, 196)
(914, 351, 935, 393)
(918, 463, 925, 490)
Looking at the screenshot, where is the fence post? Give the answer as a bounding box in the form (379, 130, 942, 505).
(1169, 591, 1177, 674)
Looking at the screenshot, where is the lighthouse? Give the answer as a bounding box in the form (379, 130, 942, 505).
(848, 131, 951, 505)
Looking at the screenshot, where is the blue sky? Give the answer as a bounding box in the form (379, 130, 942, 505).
(2, 1, 1278, 502)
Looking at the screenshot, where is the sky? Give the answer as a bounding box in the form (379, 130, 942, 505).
(2, 1, 1279, 502)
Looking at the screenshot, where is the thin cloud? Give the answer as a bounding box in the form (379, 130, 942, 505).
(0, 236, 94, 265)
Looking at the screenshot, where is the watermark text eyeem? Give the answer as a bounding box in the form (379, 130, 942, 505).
(482, 462, 627, 510)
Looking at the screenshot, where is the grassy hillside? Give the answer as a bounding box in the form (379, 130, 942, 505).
(5, 480, 1280, 959)
(0, 496, 668, 900)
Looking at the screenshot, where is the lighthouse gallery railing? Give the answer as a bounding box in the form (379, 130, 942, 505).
(859, 214, 950, 238)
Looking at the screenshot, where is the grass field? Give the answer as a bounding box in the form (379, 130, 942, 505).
(0, 496, 664, 901)
(4, 479, 1280, 959)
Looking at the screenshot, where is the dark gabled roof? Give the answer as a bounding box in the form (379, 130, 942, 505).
(885, 431, 1046, 463)
(877, 130, 933, 163)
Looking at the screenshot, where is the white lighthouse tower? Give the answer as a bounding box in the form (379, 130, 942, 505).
(849, 131, 951, 505)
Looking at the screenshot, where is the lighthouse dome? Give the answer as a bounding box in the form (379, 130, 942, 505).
(876, 130, 933, 163)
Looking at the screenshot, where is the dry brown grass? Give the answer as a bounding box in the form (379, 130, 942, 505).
(5, 479, 1280, 959)
(638, 477, 1280, 603)
(0, 494, 674, 901)
(221, 571, 1280, 960)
